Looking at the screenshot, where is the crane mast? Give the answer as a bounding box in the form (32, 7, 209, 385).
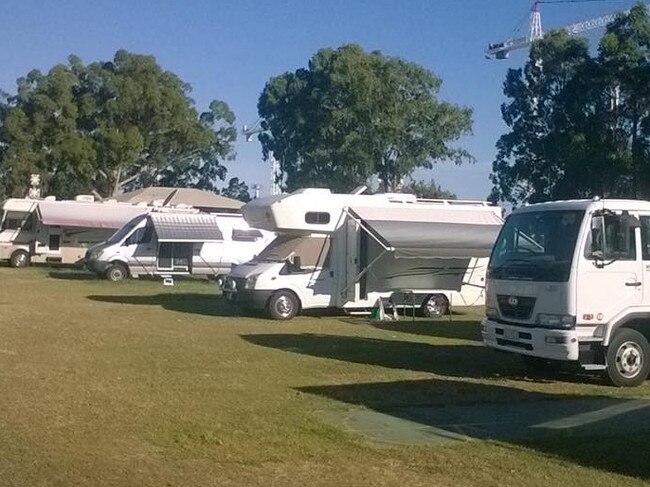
(485, 1, 647, 60)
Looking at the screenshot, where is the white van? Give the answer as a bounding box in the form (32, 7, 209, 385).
(86, 211, 274, 281)
(0, 197, 148, 267)
(225, 188, 502, 320)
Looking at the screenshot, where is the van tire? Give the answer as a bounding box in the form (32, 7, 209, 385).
(10, 250, 30, 268)
(106, 262, 128, 282)
(606, 328, 650, 387)
(268, 291, 300, 320)
(421, 294, 449, 318)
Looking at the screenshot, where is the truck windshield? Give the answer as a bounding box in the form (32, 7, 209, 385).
(106, 215, 147, 244)
(489, 210, 584, 282)
(256, 235, 330, 268)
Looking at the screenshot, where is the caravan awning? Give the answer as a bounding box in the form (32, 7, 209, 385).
(38, 201, 147, 229)
(348, 206, 502, 259)
(151, 213, 223, 243)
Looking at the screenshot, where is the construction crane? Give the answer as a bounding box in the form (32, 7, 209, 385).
(485, 1, 646, 59)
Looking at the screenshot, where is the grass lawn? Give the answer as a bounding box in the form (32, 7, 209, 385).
(0, 266, 649, 486)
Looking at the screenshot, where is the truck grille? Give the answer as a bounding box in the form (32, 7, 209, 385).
(497, 295, 536, 320)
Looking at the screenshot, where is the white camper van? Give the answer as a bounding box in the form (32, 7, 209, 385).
(85, 211, 274, 281)
(224, 188, 502, 320)
(0, 197, 148, 268)
(482, 198, 650, 387)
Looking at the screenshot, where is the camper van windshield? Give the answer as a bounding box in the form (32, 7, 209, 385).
(256, 235, 330, 268)
(0, 211, 28, 231)
(489, 210, 584, 282)
(107, 215, 147, 244)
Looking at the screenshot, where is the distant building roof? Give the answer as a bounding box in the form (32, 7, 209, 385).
(114, 187, 242, 212)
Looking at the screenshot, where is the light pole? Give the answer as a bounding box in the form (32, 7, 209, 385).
(242, 123, 281, 196)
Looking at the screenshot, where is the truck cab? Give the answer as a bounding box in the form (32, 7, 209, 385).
(482, 198, 650, 386)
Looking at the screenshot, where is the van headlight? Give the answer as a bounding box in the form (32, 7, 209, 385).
(244, 273, 260, 289)
(536, 313, 576, 329)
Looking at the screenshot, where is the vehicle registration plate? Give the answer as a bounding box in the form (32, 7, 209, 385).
(504, 329, 519, 340)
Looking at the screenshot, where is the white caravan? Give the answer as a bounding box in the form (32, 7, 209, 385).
(85, 211, 274, 281)
(224, 188, 502, 320)
(482, 198, 650, 387)
(0, 197, 148, 268)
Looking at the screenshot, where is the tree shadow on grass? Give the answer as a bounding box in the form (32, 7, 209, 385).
(299, 377, 650, 480)
(241, 333, 604, 384)
(87, 293, 245, 318)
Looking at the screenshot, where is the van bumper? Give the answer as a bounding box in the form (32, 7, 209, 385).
(225, 289, 273, 310)
(481, 318, 580, 361)
(85, 258, 110, 275)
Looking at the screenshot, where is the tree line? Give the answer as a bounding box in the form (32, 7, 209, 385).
(2, 4, 645, 204)
(0, 46, 469, 201)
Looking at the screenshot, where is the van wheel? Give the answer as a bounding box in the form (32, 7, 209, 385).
(10, 250, 30, 268)
(268, 291, 299, 320)
(106, 263, 128, 282)
(606, 329, 650, 387)
(421, 294, 448, 318)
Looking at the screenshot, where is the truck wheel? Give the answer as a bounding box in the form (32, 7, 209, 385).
(106, 263, 128, 282)
(10, 250, 30, 268)
(606, 329, 650, 387)
(268, 291, 299, 320)
(421, 294, 449, 318)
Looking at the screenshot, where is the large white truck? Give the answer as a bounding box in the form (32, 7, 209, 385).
(85, 210, 274, 281)
(0, 197, 148, 268)
(482, 198, 650, 387)
(224, 188, 502, 320)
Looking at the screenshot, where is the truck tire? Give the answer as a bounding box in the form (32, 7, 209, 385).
(268, 291, 300, 320)
(606, 328, 650, 387)
(106, 262, 128, 282)
(421, 294, 449, 318)
(10, 250, 30, 268)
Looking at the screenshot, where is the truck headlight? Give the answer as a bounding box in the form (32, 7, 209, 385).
(244, 273, 260, 289)
(536, 313, 576, 329)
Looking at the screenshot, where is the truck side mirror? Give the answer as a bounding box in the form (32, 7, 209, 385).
(590, 215, 605, 263)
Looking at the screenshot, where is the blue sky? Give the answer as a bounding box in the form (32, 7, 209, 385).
(0, 0, 639, 199)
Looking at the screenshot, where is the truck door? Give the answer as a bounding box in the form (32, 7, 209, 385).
(637, 215, 650, 304)
(578, 212, 643, 324)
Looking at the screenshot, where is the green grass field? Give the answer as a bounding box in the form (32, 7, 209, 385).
(0, 266, 649, 486)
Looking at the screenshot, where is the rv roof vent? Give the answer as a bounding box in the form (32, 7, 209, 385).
(592, 196, 601, 201)
(44, 196, 56, 201)
(75, 194, 95, 202)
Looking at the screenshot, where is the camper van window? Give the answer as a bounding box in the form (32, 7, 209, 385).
(305, 212, 330, 225)
(258, 235, 331, 269)
(1, 212, 27, 231)
(232, 229, 263, 242)
(108, 215, 147, 245)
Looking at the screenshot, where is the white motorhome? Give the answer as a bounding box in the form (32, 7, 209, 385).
(85, 211, 274, 281)
(482, 198, 650, 387)
(224, 188, 502, 320)
(0, 197, 148, 268)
